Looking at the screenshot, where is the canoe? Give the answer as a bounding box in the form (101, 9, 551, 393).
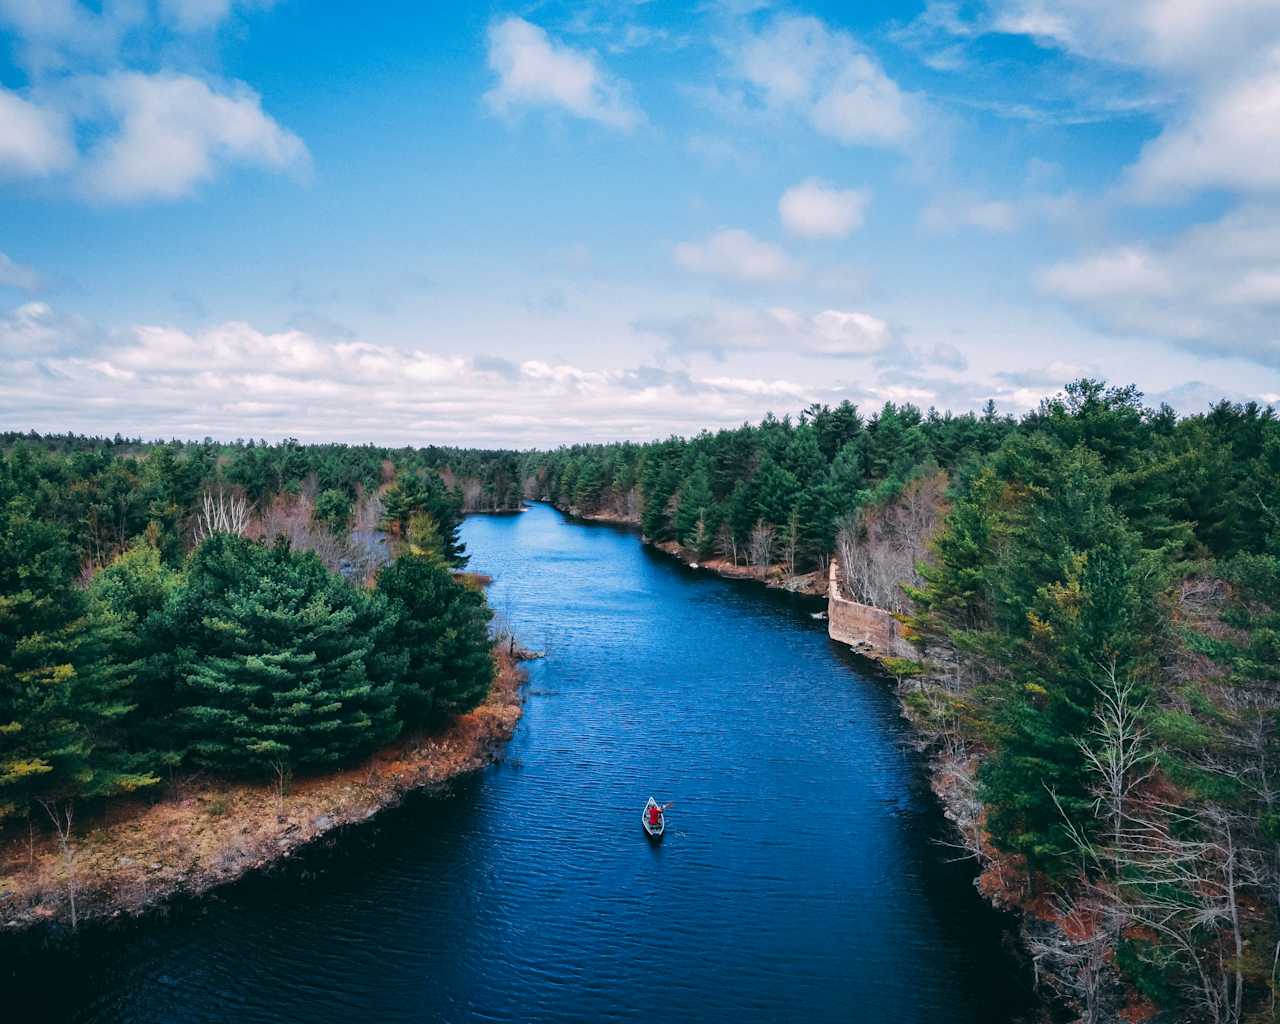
(642, 796, 665, 839)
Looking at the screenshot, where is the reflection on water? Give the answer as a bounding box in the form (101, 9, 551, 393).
(6, 503, 1035, 1023)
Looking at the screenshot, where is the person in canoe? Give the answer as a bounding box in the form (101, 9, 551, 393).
(646, 801, 670, 829)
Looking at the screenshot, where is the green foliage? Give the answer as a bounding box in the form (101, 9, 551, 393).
(375, 555, 494, 726)
(383, 471, 467, 567)
(166, 535, 402, 775)
(0, 495, 157, 817)
(314, 489, 352, 533)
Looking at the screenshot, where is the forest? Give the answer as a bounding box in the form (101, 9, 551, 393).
(524, 381, 1280, 1023)
(4, 379, 1280, 1021)
(0, 434, 506, 838)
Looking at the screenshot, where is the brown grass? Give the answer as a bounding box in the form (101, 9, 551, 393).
(0, 647, 526, 932)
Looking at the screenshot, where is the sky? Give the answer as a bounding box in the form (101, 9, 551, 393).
(1, 0, 1278, 447)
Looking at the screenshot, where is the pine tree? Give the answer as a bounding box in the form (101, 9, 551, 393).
(675, 463, 714, 551)
(375, 555, 494, 726)
(0, 496, 156, 818)
(87, 538, 183, 773)
(975, 446, 1162, 877)
(167, 535, 400, 776)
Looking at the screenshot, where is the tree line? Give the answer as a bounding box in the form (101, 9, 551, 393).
(0, 439, 498, 827)
(523, 382, 1280, 1022)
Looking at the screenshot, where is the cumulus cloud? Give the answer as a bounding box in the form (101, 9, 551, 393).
(0, 87, 75, 176)
(987, 0, 1280, 76)
(0, 307, 876, 444)
(983, 1, 1280, 200)
(1036, 206, 1280, 366)
(673, 229, 795, 283)
(485, 16, 640, 130)
(778, 179, 870, 239)
(1125, 59, 1280, 199)
(76, 72, 308, 201)
(638, 305, 892, 358)
(0, 301, 99, 356)
(722, 14, 925, 148)
(0, 252, 43, 291)
(1038, 246, 1173, 300)
(0, 4, 305, 200)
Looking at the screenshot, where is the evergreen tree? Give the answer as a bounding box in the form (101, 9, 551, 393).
(166, 535, 400, 776)
(87, 538, 183, 770)
(375, 555, 494, 725)
(314, 488, 351, 534)
(675, 462, 714, 551)
(0, 496, 155, 817)
(975, 445, 1162, 876)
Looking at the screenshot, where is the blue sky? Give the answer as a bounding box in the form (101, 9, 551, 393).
(1, 1, 1278, 445)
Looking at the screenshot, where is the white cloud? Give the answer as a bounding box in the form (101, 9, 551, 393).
(988, 1, 1280, 76)
(0, 4, 305, 201)
(0, 301, 98, 356)
(778, 179, 870, 239)
(484, 16, 640, 130)
(1037, 246, 1172, 300)
(0, 308, 881, 445)
(638, 305, 892, 358)
(724, 14, 924, 149)
(79, 72, 309, 201)
(1036, 206, 1280, 366)
(806, 309, 892, 354)
(674, 229, 795, 283)
(0, 0, 140, 74)
(986, 2, 1280, 200)
(0, 252, 43, 291)
(0, 0, 270, 71)
(158, 0, 234, 33)
(920, 189, 1088, 235)
(1125, 59, 1280, 199)
(0, 87, 75, 176)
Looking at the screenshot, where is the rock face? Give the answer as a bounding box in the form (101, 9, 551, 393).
(825, 562, 918, 661)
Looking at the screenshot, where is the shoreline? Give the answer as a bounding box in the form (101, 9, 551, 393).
(551, 501, 827, 597)
(546, 499, 1049, 1017)
(0, 645, 529, 939)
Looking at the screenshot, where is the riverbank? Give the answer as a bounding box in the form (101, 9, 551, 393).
(554, 500, 1054, 1018)
(0, 646, 529, 937)
(555, 502, 827, 597)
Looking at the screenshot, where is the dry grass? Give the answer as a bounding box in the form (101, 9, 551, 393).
(0, 648, 526, 932)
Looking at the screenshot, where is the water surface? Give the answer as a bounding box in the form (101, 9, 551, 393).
(10, 503, 1033, 1023)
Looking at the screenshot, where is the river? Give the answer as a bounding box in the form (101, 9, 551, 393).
(10, 502, 1034, 1023)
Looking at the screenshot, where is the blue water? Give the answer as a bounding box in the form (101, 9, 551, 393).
(7, 503, 1033, 1023)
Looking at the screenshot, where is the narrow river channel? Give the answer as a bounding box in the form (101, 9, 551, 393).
(12, 502, 1034, 1023)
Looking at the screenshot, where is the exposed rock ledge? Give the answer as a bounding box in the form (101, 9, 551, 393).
(824, 561, 918, 661)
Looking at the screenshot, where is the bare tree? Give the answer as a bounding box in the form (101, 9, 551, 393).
(1025, 890, 1113, 1024)
(194, 486, 251, 544)
(460, 478, 484, 512)
(782, 508, 799, 576)
(714, 521, 737, 565)
(258, 491, 381, 581)
(834, 471, 947, 612)
(269, 760, 291, 818)
(1055, 791, 1256, 1024)
(352, 491, 386, 533)
(38, 798, 78, 930)
(1078, 659, 1158, 869)
(747, 519, 776, 569)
